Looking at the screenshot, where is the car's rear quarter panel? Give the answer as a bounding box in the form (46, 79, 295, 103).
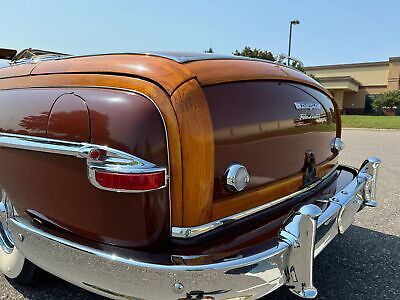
(0, 86, 170, 248)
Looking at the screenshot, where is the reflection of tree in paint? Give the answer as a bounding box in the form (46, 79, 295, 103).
(47, 110, 90, 142)
(84, 110, 129, 153)
(1, 109, 166, 165)
(14, 110, 128, 149)
(18, 112, 49, 134)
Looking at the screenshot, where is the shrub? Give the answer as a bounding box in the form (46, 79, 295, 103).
(372, 90, 400, 111)
(233, 46, 275, 61)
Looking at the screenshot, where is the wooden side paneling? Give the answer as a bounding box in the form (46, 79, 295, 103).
(0, 74, 184, 226)
(171, 80, 215, 226)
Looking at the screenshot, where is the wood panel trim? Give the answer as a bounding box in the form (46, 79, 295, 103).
(171, 79, 215, 226)
(211, 157, 338, 221)
(31, 55, 195, 95)
(186, 60, 332, 98)
(0, 63, 35, 79)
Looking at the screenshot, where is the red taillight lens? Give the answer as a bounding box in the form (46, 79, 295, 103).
(95, 170, 165, 191)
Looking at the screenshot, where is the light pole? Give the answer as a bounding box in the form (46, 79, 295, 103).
(288, 19, 300, 66)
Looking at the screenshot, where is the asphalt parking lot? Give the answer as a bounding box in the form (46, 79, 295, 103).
(267, 129, 400, 300)
(1, 129, 399, 300)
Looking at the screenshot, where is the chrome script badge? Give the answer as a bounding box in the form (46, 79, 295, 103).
(294, 102, 322, 110)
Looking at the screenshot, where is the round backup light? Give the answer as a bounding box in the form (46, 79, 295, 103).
(224, 164, 250, 192)
(89, 148, 107, 161)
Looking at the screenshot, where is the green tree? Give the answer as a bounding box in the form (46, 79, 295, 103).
(307, 73, 321, 83)
(204, 48, 214, 53)
(233, 46, 321, 82)
(233, 46, 275, 61)
(290, 60, 305, 72)
(372, 90, 400, 111)
(289, 60, 321, 82)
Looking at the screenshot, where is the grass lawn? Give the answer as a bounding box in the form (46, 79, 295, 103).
(341, 115, 400, 129)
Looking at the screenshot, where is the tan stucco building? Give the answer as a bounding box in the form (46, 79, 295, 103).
(305, 57, 400, 114)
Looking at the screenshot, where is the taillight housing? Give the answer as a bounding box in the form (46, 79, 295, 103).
(84, 146, 168, 193)
(94, 170, 166, 192)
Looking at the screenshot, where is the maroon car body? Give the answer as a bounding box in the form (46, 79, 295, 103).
(0, 49, 380, 300)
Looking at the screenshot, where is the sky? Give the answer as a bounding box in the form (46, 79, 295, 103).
(1, 0, 399, 67)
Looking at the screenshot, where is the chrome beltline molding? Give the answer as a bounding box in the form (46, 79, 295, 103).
(0, 132, 168, 192)
(172, 163, 339, 238)
(0, 132, 147, 163)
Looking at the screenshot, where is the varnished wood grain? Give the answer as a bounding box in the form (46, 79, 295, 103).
(211, 158, 338, 221)
(0, 63, 36, 79)
(170, 79, 215, 226)
(186, 59, 332, 98)
(2, 55, 332, 97)
(31, 54, 195, 95)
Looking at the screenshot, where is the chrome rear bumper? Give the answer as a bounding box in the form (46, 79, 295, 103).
(7, 157, 381, 300)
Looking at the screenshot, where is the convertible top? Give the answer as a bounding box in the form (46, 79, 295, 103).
(0, 48, 17, 60)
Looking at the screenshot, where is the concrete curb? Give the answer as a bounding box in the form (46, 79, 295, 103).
(343, 127, 400, 131)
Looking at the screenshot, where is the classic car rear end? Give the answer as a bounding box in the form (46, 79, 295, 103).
(0, 49, 380, 299)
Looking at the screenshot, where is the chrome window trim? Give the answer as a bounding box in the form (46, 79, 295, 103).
(9, 48, 71, 65)
(172, 163, 339, 238)
(9, 55, 73, 66)
(0, 132, 168, 193)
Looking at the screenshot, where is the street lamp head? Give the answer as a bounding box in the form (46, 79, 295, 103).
(291, 19, 300, 25)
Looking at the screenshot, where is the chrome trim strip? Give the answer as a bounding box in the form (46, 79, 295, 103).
(0, 132, 167, 193)
(172, 163, 339, 238)
(87, 166, 167, 193)
(0, 132, 147, 162)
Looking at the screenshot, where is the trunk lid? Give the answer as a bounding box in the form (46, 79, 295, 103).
(202, 80, 337, 200)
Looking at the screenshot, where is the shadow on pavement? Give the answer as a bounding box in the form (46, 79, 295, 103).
(264, 225, 400, 299)
(6, 269, 104, 300)
(6, 225, 400, 300)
